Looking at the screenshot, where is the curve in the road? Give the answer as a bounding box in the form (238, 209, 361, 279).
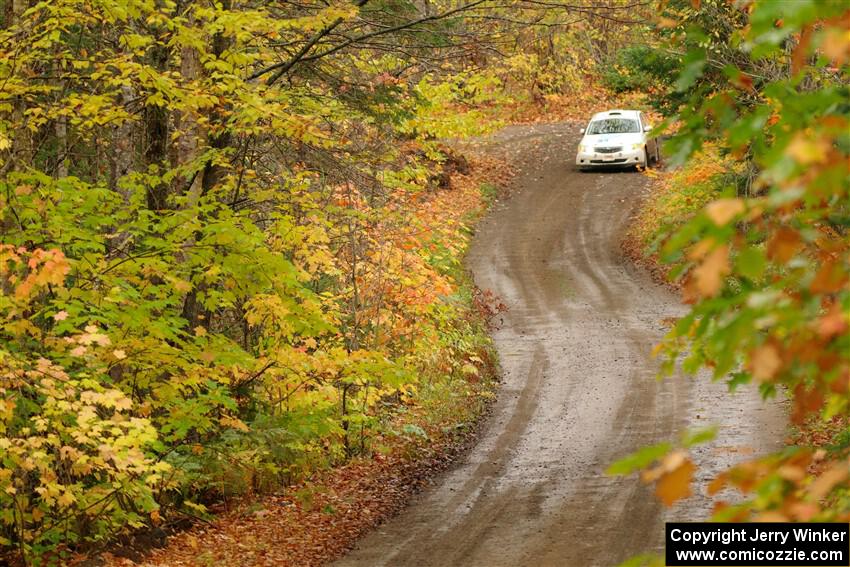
(333, 122, 784, 567)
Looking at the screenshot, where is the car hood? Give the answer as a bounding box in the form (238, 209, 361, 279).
(582, 133, 644, 146)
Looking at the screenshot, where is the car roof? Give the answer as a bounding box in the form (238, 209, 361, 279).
(590, 109, 640, 120)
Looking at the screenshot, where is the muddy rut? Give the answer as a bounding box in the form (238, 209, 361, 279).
(333, 122, 785, 567)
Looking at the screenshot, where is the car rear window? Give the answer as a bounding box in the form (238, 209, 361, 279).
(586, 118, 639, 134)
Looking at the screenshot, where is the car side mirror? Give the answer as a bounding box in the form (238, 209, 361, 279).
(579, 128, 585, 134)
(643, 124, 652, 132)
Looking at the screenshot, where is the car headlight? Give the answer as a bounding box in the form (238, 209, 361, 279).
(579, 145, 586, 153)
(631, 143, 642, 150)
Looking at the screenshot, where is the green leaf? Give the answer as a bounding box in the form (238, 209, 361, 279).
(681, 426, 717, 448)
(607, 442, 672, 476)
(736, 246, 766, 281)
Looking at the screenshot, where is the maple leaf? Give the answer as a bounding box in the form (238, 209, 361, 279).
(70, 345, 87, 357)
(808, 463, 849, 501)
(785, 133, 829, 165)
(57, 491, 76, 508)
(821, 26, 850, 65)
(810, 261, 845, 294)
(656, 458, 696, 507)
(817, 305, 848, 339)
(691, 244, 729, 297)
(767, 227, 801, 264)
(749, 343, 782, 382)
(705, 198, 744, 226)
(791, 384, 824, 424)
(642, 451, 696, 507)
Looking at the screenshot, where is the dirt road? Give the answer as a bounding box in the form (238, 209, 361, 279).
(333, 122, 784, 567)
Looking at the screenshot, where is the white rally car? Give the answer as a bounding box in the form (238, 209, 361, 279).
(575, 109, 660, 170)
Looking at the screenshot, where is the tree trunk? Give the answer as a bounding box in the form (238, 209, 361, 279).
(111, 85, 136, 201)
(144, 43, 170, 210)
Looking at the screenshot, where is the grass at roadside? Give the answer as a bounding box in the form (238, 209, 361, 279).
(624, 146, 737, 281)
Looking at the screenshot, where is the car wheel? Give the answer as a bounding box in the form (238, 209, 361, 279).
(639, 146, 649, 169)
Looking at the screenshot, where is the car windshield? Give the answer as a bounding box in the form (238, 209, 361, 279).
(586, 118, 639, 135)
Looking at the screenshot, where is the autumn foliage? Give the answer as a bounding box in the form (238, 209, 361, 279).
(614, 0, 850, 546)
(0, 0, 644, 561)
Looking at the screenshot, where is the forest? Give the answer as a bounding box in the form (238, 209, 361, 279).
(0, 0, 848, 565)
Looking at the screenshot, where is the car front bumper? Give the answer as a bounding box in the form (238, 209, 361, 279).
(576, 148, 644, 167)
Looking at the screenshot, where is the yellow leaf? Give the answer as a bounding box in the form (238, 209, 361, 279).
(220, 416, 250, 432)
(461, 363, 479, 376)
(785, 133, 829, 165)
(705, 198, 744, 226)
(57, 491, 76, 508)
(112, 349, 127, 360)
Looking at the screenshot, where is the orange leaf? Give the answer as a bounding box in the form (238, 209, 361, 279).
(822, 26, 850, 65)
(682, 274, 700, 305)
(808, 463, 848, 502)
(810, 260, 845, 294)
(791, 25, 813, 75)
(707, 472, 728, 496)
(777, 465, 805, 482)
(767, 227, 801, 264)
(791, 384, 824, 424)
(706, 198, 745, 226)
(692, 245, 730, 297)
(656, 456, 696, 507)
(750, 343, 782, 382)
(732, 73, 754, 92)
(788, 501, 820, 521)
